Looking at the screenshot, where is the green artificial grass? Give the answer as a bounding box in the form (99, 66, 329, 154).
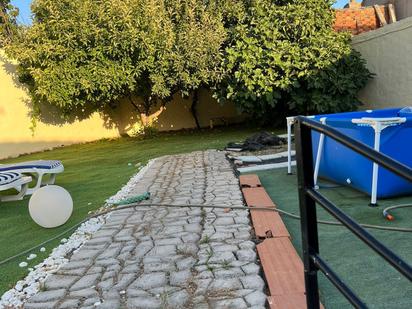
(254, 167, 412, 309)
(0, 126, 261, 294)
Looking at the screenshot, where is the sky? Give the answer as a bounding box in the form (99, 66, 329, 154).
(11, 0, 32, 25)
(11, 0, 350, 25)
(335, 0, 350, 8)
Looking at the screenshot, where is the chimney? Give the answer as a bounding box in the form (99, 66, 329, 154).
(348, 0, 362, 9)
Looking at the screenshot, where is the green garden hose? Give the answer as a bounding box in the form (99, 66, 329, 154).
(111, 192, 151, 206)
(1, 197, 411, 267)
(382, 203, 412, 221)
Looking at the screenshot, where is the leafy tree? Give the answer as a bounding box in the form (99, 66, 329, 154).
(215, 0, 372, 123)
(160, 0, 248, 128)
(6, 0, 231, 130)
(162, 0, 230, 128)
(7, 0, 370, 130)
(0, 0, 19, 46)
(7, 0, 177, 127)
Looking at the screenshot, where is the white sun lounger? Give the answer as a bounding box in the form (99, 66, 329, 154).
(0, 160, 64, 195)
(0, 172, 32, 201)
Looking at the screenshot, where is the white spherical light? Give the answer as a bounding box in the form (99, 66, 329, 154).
(29, 185, 73, 228)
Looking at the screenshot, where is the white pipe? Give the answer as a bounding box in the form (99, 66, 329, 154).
(238, 161, 296, 173)
(286, 117, 294, 175)
(371, 122, 382, 206)
(313, 117, 327, 189)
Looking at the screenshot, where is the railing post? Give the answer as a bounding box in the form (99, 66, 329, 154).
(295, 117, 320, 309)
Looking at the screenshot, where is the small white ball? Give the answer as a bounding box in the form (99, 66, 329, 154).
(28, 186, 73, 228)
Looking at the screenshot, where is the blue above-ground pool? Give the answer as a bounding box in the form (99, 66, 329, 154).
(311, 107, 412, 199)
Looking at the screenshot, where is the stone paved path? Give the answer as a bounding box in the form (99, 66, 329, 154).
(25, 151, 267, 309)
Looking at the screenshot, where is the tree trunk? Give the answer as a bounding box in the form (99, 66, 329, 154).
(127, 95, 165, 131)
(191, 90, 201, 129)
(140, 113, 149, 127)
(140, 97, 153, 128)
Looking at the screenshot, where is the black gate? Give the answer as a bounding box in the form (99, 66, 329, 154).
(294, 116, 412, 308)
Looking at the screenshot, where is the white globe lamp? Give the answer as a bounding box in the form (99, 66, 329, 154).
(29, 185, 73, 228)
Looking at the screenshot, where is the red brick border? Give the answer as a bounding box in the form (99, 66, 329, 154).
(334, 5, 388, 34)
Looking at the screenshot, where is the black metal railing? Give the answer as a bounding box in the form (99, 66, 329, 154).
(294, 116, 412, 309)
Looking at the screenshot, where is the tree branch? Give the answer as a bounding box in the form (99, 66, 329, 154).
(127, 95, 142, 114)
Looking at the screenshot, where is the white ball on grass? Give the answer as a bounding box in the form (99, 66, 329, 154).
(29, 185, 73, 228)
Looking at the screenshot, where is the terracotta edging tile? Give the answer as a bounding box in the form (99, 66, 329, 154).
(241, 185, 289, 238)
(257, 238, 305, 296)
(250, 211, 290, 239)
(267, 293, 307, 309)
(242, 187, 275, 208)
(239, 174, 262, 188)
(268, 294, 325, 309)
(240, 175, 324, 309)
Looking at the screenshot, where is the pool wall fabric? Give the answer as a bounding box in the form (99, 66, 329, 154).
(288, 107, 412, 204)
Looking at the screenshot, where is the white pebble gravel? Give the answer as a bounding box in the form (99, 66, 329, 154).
(0, 159, 154, 309)
(27, 254, 37, 260)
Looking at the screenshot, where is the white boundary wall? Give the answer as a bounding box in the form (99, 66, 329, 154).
(352, 16, 412, 109)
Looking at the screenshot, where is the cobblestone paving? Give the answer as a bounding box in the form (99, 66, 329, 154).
(24, 151, 267, 309)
